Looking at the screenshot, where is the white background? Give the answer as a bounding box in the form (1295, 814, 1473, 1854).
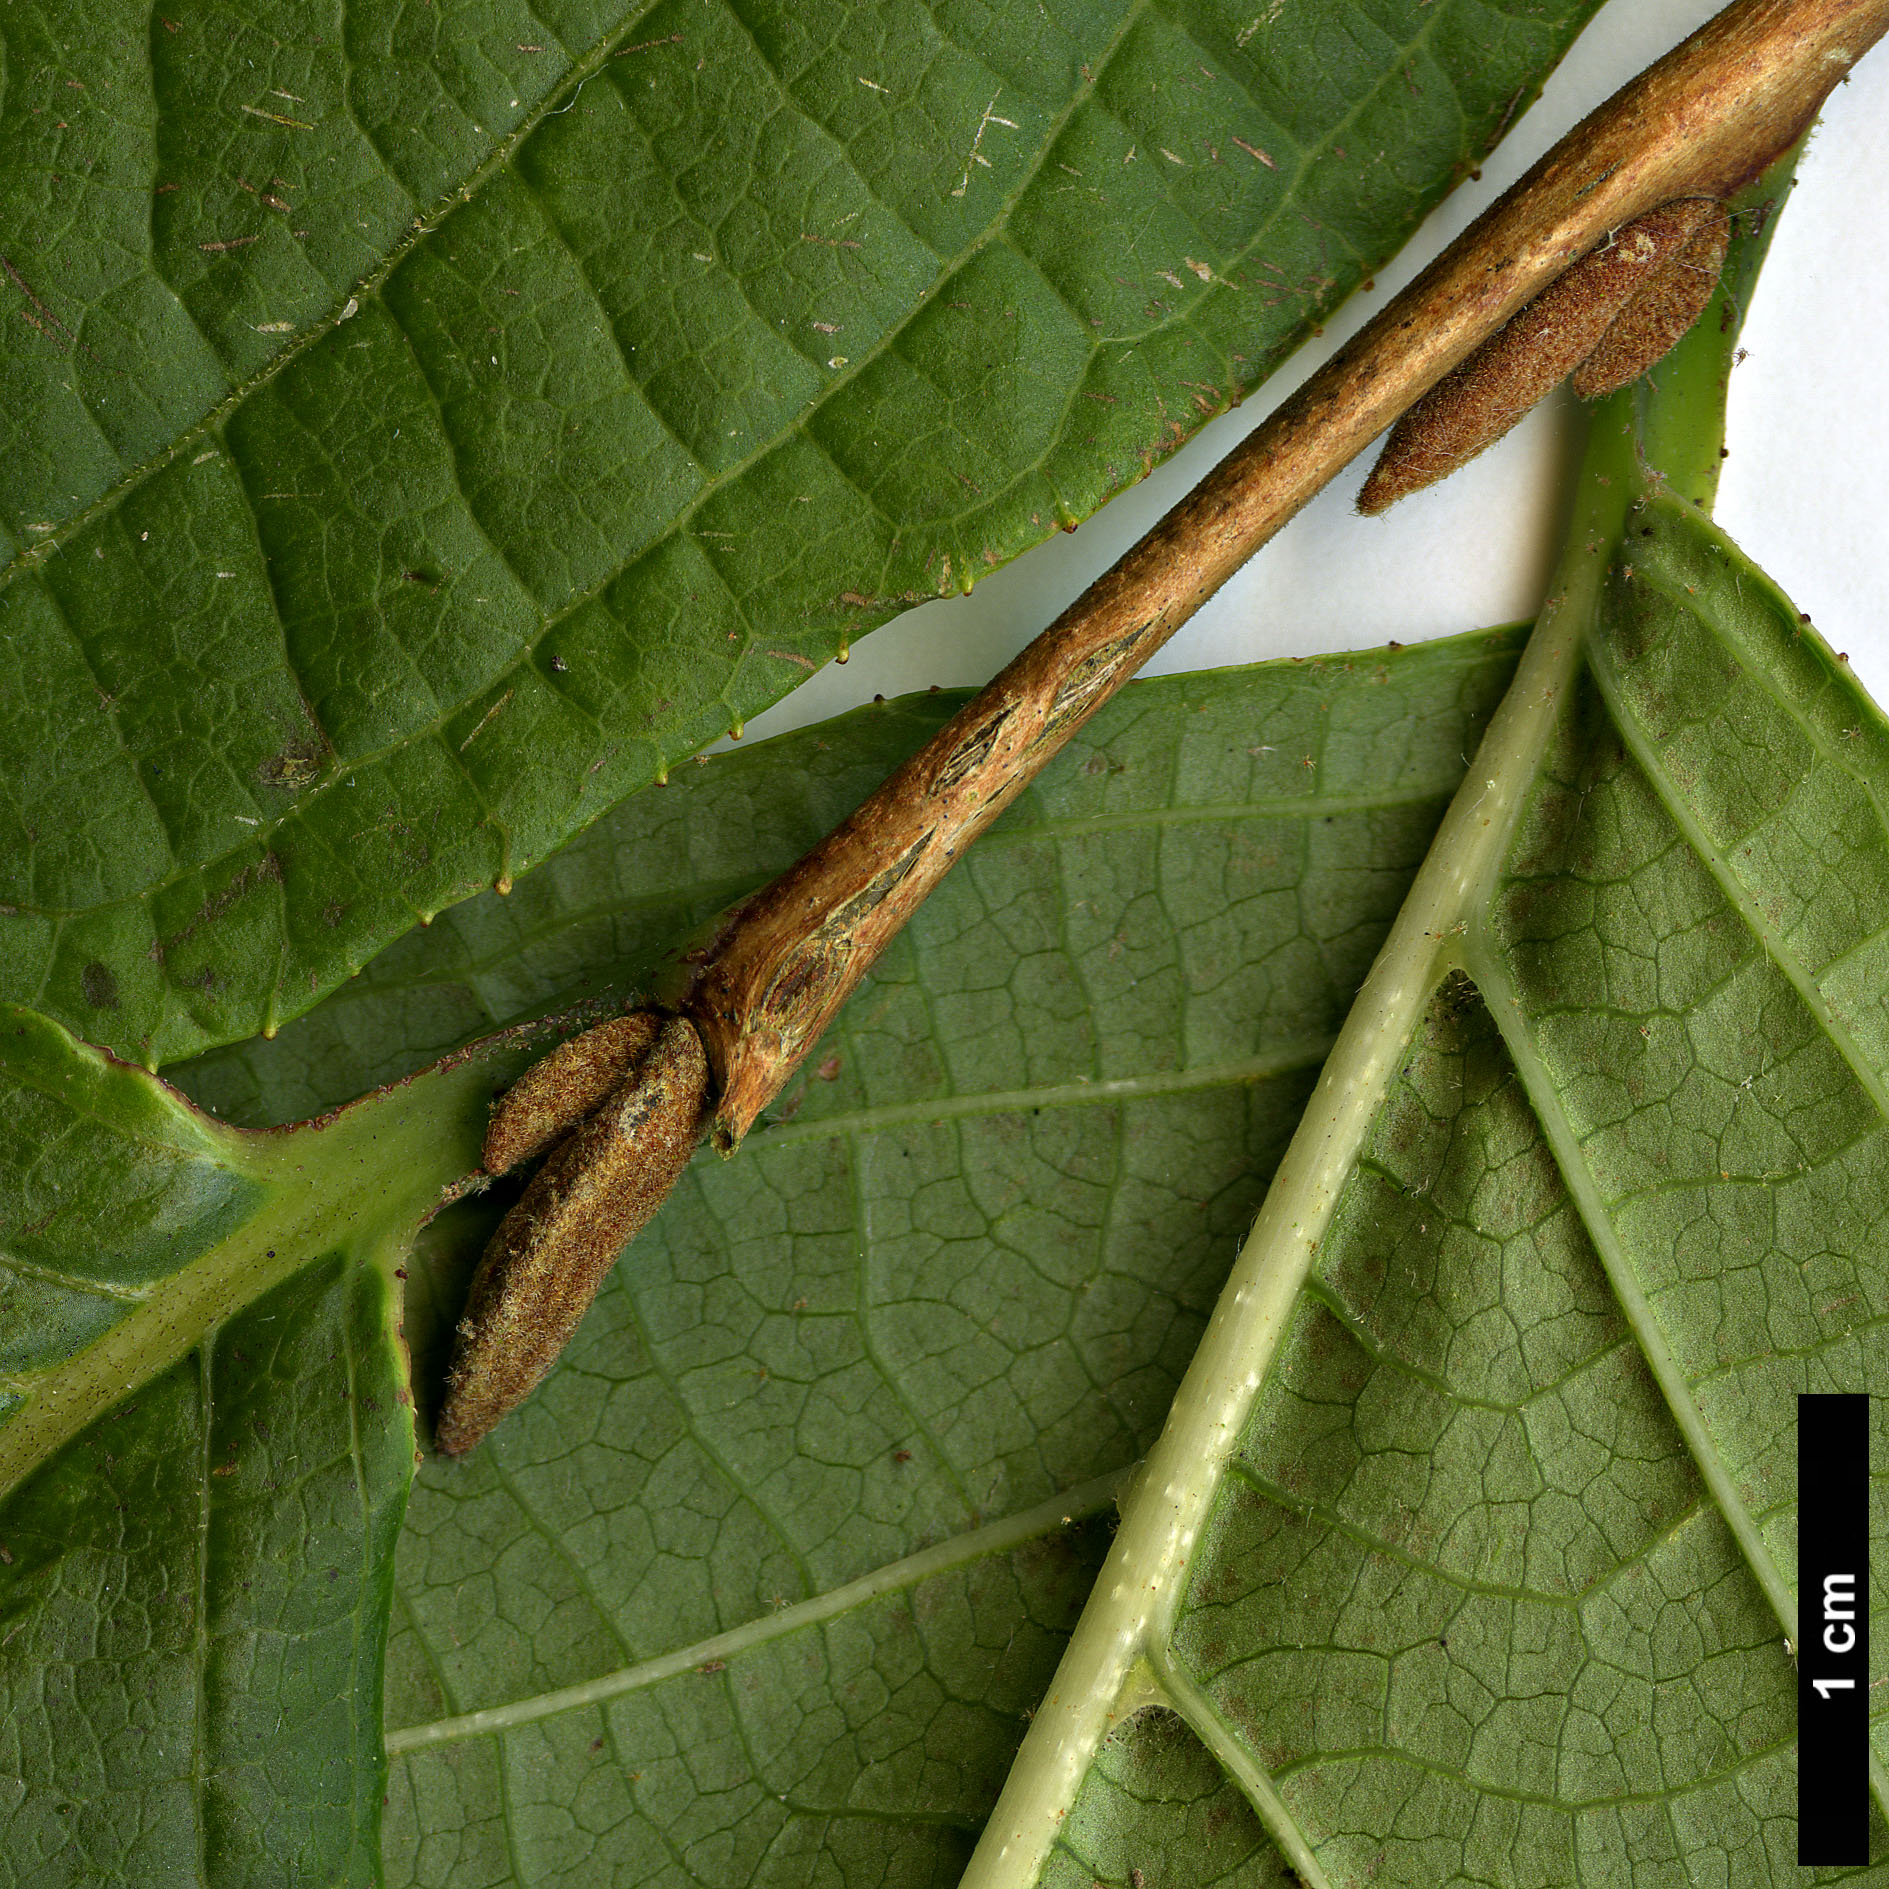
(727, 0, 1889, 746)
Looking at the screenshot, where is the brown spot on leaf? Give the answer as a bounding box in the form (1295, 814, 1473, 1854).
(258, 734, 328, 790)
(163, 852, 284, 955)
(80, 961, 120, 1010)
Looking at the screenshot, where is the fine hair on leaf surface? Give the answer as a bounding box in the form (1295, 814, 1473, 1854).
(0, 0, 1618, 1071)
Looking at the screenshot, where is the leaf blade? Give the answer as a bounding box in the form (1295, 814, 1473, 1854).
(274, 628, 1521, 1882)
(968, 167, 1889, 1886)
(0, 0, 1606, 1068)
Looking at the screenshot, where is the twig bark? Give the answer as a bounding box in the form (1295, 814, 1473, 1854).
(671, 0, 1889, 1151)
(441, 0, 1889, 1454)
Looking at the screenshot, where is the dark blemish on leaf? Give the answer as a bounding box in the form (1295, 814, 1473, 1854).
(163, 852, 284, 955)
(80, 961, 120, 1010)
(258, 734, 327, 789)
(697, 1659, 726, 1674)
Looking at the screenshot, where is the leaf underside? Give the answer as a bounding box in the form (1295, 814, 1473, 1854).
(0, 0, 1602, 1068)
(0, 1251, 411, 1888)
(13, 498, 1889, 1884)
(7, 7, 1885, 1872)
(986, 499, 1889, 1881)
(195, 629, 1522, 1885)
(0, 1009, 483, 1885)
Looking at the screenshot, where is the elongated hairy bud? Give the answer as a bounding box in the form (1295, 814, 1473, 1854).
(482, 1010, 661, 1175)
(1358, 198, 1724, 513)
(1572, 213, 1730, 399)
(438, 1013, 709, 1454)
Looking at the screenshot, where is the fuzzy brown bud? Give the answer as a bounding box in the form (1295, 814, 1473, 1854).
(1571, 213, 1730, 400)
(1358, 198, 1722, 514)
(482, 1011, 662, 1175)
(438, 1014, 710, 1454)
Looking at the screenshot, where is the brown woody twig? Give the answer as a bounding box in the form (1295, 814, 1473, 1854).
(437, 0, 1889, 1454)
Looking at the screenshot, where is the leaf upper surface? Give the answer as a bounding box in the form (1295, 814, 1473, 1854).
(0, 0, 1602, 1068)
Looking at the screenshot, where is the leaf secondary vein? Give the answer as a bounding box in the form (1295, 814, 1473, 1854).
(1151, 1652, 1336, 1889)
(382, 1465, 1127, 1753)
(1582, 577, 1889, 1123)
(1464, 936, 1800, 1643)
(748, 1036, 1338, 1149)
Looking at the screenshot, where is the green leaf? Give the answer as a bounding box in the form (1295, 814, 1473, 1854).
(174, 622, 1521, 1880)
(0, 1014, 491, 1884)
(0, 0, 1604, 1069)
(962, 166, 1889, 1887)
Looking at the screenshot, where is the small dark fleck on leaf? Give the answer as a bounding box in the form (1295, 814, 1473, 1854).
(80, 961, 120, 1010)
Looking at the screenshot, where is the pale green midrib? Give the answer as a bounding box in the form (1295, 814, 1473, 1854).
(959, 540, 1596, 1887)
(1, 0, 667, 587)
(11, 2, 1497, 964)
(0, 1189, 316, 1499)
(1583, 618, 1889, 1125)
(1150, 1654, 1336, 1889)
(382, 1465, 1127, 1755)
(749, 1037, 1338, 1148)
(1463, 941, 1800, 1647)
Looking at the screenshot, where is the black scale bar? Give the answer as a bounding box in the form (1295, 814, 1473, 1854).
(1799, 1392, 1871, 1867)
